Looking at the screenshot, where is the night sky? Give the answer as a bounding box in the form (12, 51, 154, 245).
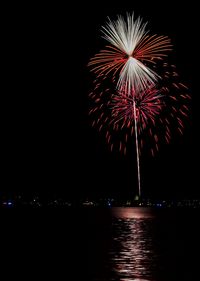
(2, 1, 198, 200)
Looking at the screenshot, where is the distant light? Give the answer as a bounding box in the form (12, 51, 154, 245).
(2, 201, 13, 207)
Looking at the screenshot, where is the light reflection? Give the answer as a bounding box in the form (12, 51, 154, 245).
(111, 207, 157, 281)
(112, 207, 155, 219)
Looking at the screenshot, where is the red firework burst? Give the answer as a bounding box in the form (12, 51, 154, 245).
(111, 85, 163, 131)
(89, 63, 190, 156)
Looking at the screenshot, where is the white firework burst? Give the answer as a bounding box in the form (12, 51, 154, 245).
(117, 56, 158, 95)
(101, 13, 147, 55)
(101, 13, 159, 93)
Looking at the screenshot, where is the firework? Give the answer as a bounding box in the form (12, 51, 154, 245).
(88, 13, 189, 198)
(88, 13, 172, 93)
(89, 63, 190, 157)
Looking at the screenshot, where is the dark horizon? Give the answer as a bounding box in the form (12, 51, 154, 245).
(2, 2, 198, 200)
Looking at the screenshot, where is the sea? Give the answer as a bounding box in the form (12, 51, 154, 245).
(2, 207, 200, 280)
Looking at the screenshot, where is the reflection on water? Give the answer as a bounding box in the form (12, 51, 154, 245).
(110, 208, 158, 281)
(112, 207, 155, 219)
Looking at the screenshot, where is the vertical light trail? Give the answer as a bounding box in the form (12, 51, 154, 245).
(133, 99, 141, 198)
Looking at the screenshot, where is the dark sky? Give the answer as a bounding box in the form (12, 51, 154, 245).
(2, 1, 199, 199)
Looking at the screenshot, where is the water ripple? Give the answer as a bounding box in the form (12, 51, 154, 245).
(110, 208, 158, 280)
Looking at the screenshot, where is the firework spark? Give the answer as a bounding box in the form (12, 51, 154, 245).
(88, 13, 172, 93)
(89, 64, 190, 157)
(111, 84, 163, 130)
